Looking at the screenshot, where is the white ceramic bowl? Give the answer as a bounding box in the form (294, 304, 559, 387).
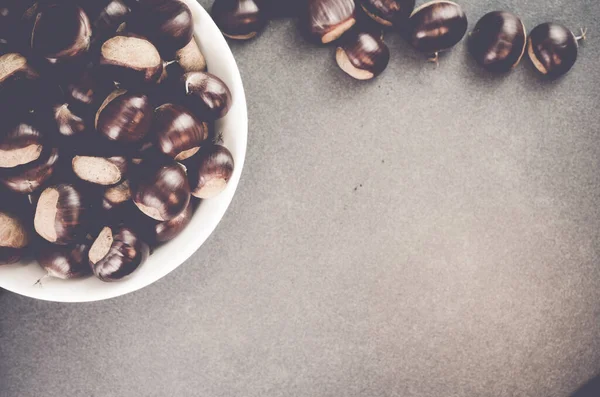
(0, 0, 248, 302)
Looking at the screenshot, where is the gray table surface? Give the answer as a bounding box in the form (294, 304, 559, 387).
(2, 1, 600, 396)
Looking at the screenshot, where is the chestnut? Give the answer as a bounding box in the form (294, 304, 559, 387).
(0, 210, 30, 265)
(128, 0, 193, 55)
(0, 116, 44, 170)
(153, 103, 209, 160)
(130, 157, 190, 221)
(30, 3, 92, 64)
(101, 179, 131, 211)
(87, 0, 131, 42)
(36, 241, 92, 279)
(527, 23, 586, 79)
(468, 11, 526, 73)
(174, 38, 206, 73)
(0, 53, 40, 108)
(89, 225, 149, 282)
(95, 89, 153, 143)
(211, 0, 268, 40)
(303, 0, 356, 44)
(99, 35, 163, 85)
(335, 29, 390, 80)
(53, 103, 87, 137)
(72, 155, 127, 186)
(185, 145, 234, 199)
(0, 147, 59, 194)
(128, 197, 193, 244)
(406, 0, 467, 63)
(176, 71, 232, 121)
(34, 184, 89, 245)
(359, 0, 415, 27)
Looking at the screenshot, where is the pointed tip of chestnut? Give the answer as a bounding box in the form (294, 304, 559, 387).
(359, 0, 415, 27)
(407, 0, 467, 56)
(185, 144, 234, 199)
(212, 0, 268, 41)
(336, 29, 389, 80)
(527, 23, 581, 79)
(303, 0, 356, 44)
(468, 11, 526, 73)
(89, 225, 149, 282)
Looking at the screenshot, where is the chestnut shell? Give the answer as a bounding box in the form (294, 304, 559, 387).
(335, 29, 390, 80)
(177, 71, 232, 121)
(36, 241, 92, 279)
(211, 0, 268, 40)
(95, 89, 153, 143)
(468, 11, 526, 73)
(527, 23, 580, 79)
(0, 146, 59, 194)
(359, 0, 415, 27)
(0, 116, 45, 170)
(406, 0, 468, 55)
(303, 0, 356, 44)
(153, 103, 209, 160)
(185, 145, 234, 199)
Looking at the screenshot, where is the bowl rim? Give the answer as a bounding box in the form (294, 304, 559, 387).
(0, 0, 248, 302)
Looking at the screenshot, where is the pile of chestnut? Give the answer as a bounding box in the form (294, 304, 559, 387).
(0, 0, 236, 283)
(211, 0, 586, 80)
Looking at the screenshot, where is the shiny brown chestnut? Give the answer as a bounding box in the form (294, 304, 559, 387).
(0, 117, 44, 170)
(185, 145, 234, 199)
(359, 0, 415, 27)
(468, 11, 526, 73)
(99, 35, 163, 85)
(211, 0, 268, 40)
(72, 155, 127, 186)
(174, 38, 207, 73)
(0, 210, 30, 265)
(53, 103, 87, 137)
(177, 71, 232, 121)
(95, 89, 153, 143)
(527, 23, 586, 79)
(153, 103, 209, 161)
(303, 0, 356, 44)
(34, 184, 88, 245)
(36, 241, 92, 279)
(336, 29, 390, 80)
(127, 198, 193, 244)
(101, 179, 131, 211)
(0, 147, 59, 194)
(130, 158, 190, 221)
(89, 225, 149, 282)
(87, 0, 131, 42)
(30, 3, 92, 63)
(128, 0, 193, 55)
(406, 0, 467, 62)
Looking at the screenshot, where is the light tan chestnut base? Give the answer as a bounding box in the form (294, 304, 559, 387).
(322, 18, 356, 44)
(527, 38, 548, 75)
(34, 188, 60, 243)
(0, 144, 43, 168)
(193, 178, 228, 199)
(335, 48, 375, 80)
(72, 156, 122, 185)
(89, 227, 114, 265)
(0, 213, 29, 249)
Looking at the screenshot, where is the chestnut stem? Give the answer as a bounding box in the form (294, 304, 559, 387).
(575, 28, 587, 42)
(427, 52, 440, 67)
(34, 273, 51, 287)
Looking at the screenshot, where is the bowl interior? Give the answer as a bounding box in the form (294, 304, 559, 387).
(0, 0, 248, 302)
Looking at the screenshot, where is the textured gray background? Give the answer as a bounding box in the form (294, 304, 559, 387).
(2, 0, 600, 396)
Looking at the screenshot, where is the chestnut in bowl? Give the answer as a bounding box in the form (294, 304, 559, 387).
(36, 241, 92, 280)
(0, 116, 45, 170)
(72, 155, 127, 186)
(127, 0, 194, 55)
(468, 11, 526, 73)
(89, 225, 149, 282)
(359, 0, 415, 27)
(30, 3, 92, 64)
(303, 0, 356, 44)
(527, 23, 586, 79)
(130, 157, 190, 221)
(0, 147, 59, 194)
(34, 183, 89, 245)
(0, 210, 30, 265)
(176, 71, 232, 121)
(335, 29, 389, 80)
(95, 89, 153, 143)
(153, 103, 209, 161)
(185, 144, 234, 199)
(99, 35, 164, 85)
(127, 198, 194, 244)
(406, 0, 467, 61)
(211, 0, 268, 40)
